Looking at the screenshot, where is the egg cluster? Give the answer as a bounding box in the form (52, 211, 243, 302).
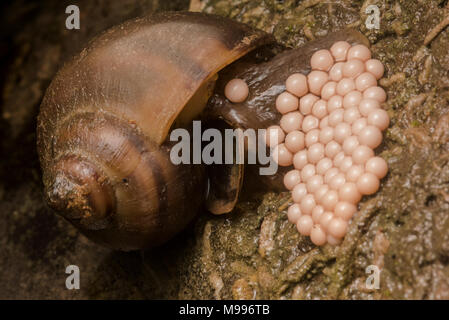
(266, 42, 389, 246)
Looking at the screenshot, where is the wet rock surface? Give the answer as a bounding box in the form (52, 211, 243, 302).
(0, 0, 448, 299)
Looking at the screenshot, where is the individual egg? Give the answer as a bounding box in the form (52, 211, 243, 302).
(287, 203, 302, 224)
(292, 183, 308, 203)
(365, 59, 384, 80)
(273, 143, 293, 166)
(299, 93, 320, 115)
(356, 172, 380, 195)
(328, 109, 345, 127)
(310, 225, 327, 246)
(327, 95, 343, 112)
(265, 125, 285, 147)
(308, 143, 325, 164)
(343, 90, 362, 109)
(343, 59, 365, 79)
(285, 131, 305, 153)
(311, 49, 334, 71)
(312, 99, 328, 119)
(336, 78, 356, 96)
(367, 109, 390, 131)
(300, 194, 316, 215)
(286, 73, 309, 97)
(305, 129, 320, 147)
(359, 99, 380, 117)
(280, 111, 303, 133)
(307, 175, 324, 193)
(297, 215, 314, 236)
(302, 115, 320, 132)
(346, 164, 365, 183)
(339, 156, 353, 173)
(343, 107, 361, 124)
(319, 127, 334, 145)
(224, 78, 249, 103)
(358, 125, 383, 149)
(342, 136, 360, 155)
(312, 205, 325, 223)
(316, 158, 333, 175)
(335, 201, 357, 220)
(329, 172, 346, 190)
(328, 217, 348, 238)
(338, 182, 362, 204)
(324, 167, 340, 184)
(352, 118, 368, 136)
(321, 81, 337, 101)
(333, 151, 346, 167)
(363, 86, 387, 103)
(325, 140, 342, 159)
(293, 150, 308, 169)
(284, 169, 302, 190)
(322, 189, 339, 211)
(301, 163, 316, 182)
(334, 122, 352, 144)
(352, 145, 374, 165)
(319, 211, 335, 232)
(276, 91, 299, 114)
(330, 41, 351, 62)
(307, 71, 329, 95)
(327, 234, 342, 245)
(365, 156, 388, 179)
(347, 44, 371, 62)
(355, 72, 377, 92)
(329, 62, 345, 82)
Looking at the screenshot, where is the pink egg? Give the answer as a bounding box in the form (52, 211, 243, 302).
(276, 91, 299, 114)
(312, 205, 325, 223)
(301, 163, 316, 182)
(308, 143, 325, 164)
(307, 71, 329, 95)
(343, 59, 365, 79)
(300, 194, 316, 215)
(363, 86, 387, 103)
(319, 126, 334, 144)
(365, 59, 384, 80)
(325, 140, 342, 159)
(355, 72, 377, 92)
(319, 211, 335, 231)
(343, 90, 363, 109)
(292, 183, 308, 203)
(321, 81, 337, 100)
(328, 109, 345, 127)
(336, 78, 356, 96)
(327, 95, 343, 113)
(329, 172, 346, 190)
(356, 172, 380, 195)
(334, 202, 358, 221)
(297, 215, 314, 236)
(273, 143, 293, 166)
(265, 125, 285, 147)
(299, 93, 320, 115)
(310, 225, 327, 246)
(307, 175, 324, 193)
(322, 190, 339, 211)
(302, 115, 319, 132)
(333, 151, 346, 167)
(328, 218, 348, 238)
(311, 49, 334, 71)
(367, 109, 390, 131)
(347, 44, 372, 62)
(339, 156, 353, 173)
(338, 182, 362, 204)
(312, 99, 328, 119)
(224, 78, 249, 103)
(287, 204, 302, 224)
(329, 62, 345, 81)
(286, 73, 309, 97)
(342, 136, 360, 155)
(358, 125, 383, 149)
(365, 156, 388, 179)
(293, 150, 308, 170)
(305, 129, 320, 147)
(359, 99, 380, 117)
(285, 131, 305, 153)
(324, 167, 339, 184)
(315, 185, 330, 204)
(280, 111, 303, 133)
(284, 169, 302, 190)
(343, 107, 361, 124)
(346, 164, 365, 183)
(316, 157, 333, 175)
(334, 122, 352, 144)
(352, 118, 368, 136)
(327, 234, 342, 245)
(352, 145, 374, 165)
(330, 41, 351, 61)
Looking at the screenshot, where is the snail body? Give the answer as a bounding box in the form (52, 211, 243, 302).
(37, 11, 368, 250)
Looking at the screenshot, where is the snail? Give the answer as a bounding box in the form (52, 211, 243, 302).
(37, 11, 369, 251)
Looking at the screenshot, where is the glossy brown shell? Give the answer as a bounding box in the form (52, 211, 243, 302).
(37, 12, 272, 250)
